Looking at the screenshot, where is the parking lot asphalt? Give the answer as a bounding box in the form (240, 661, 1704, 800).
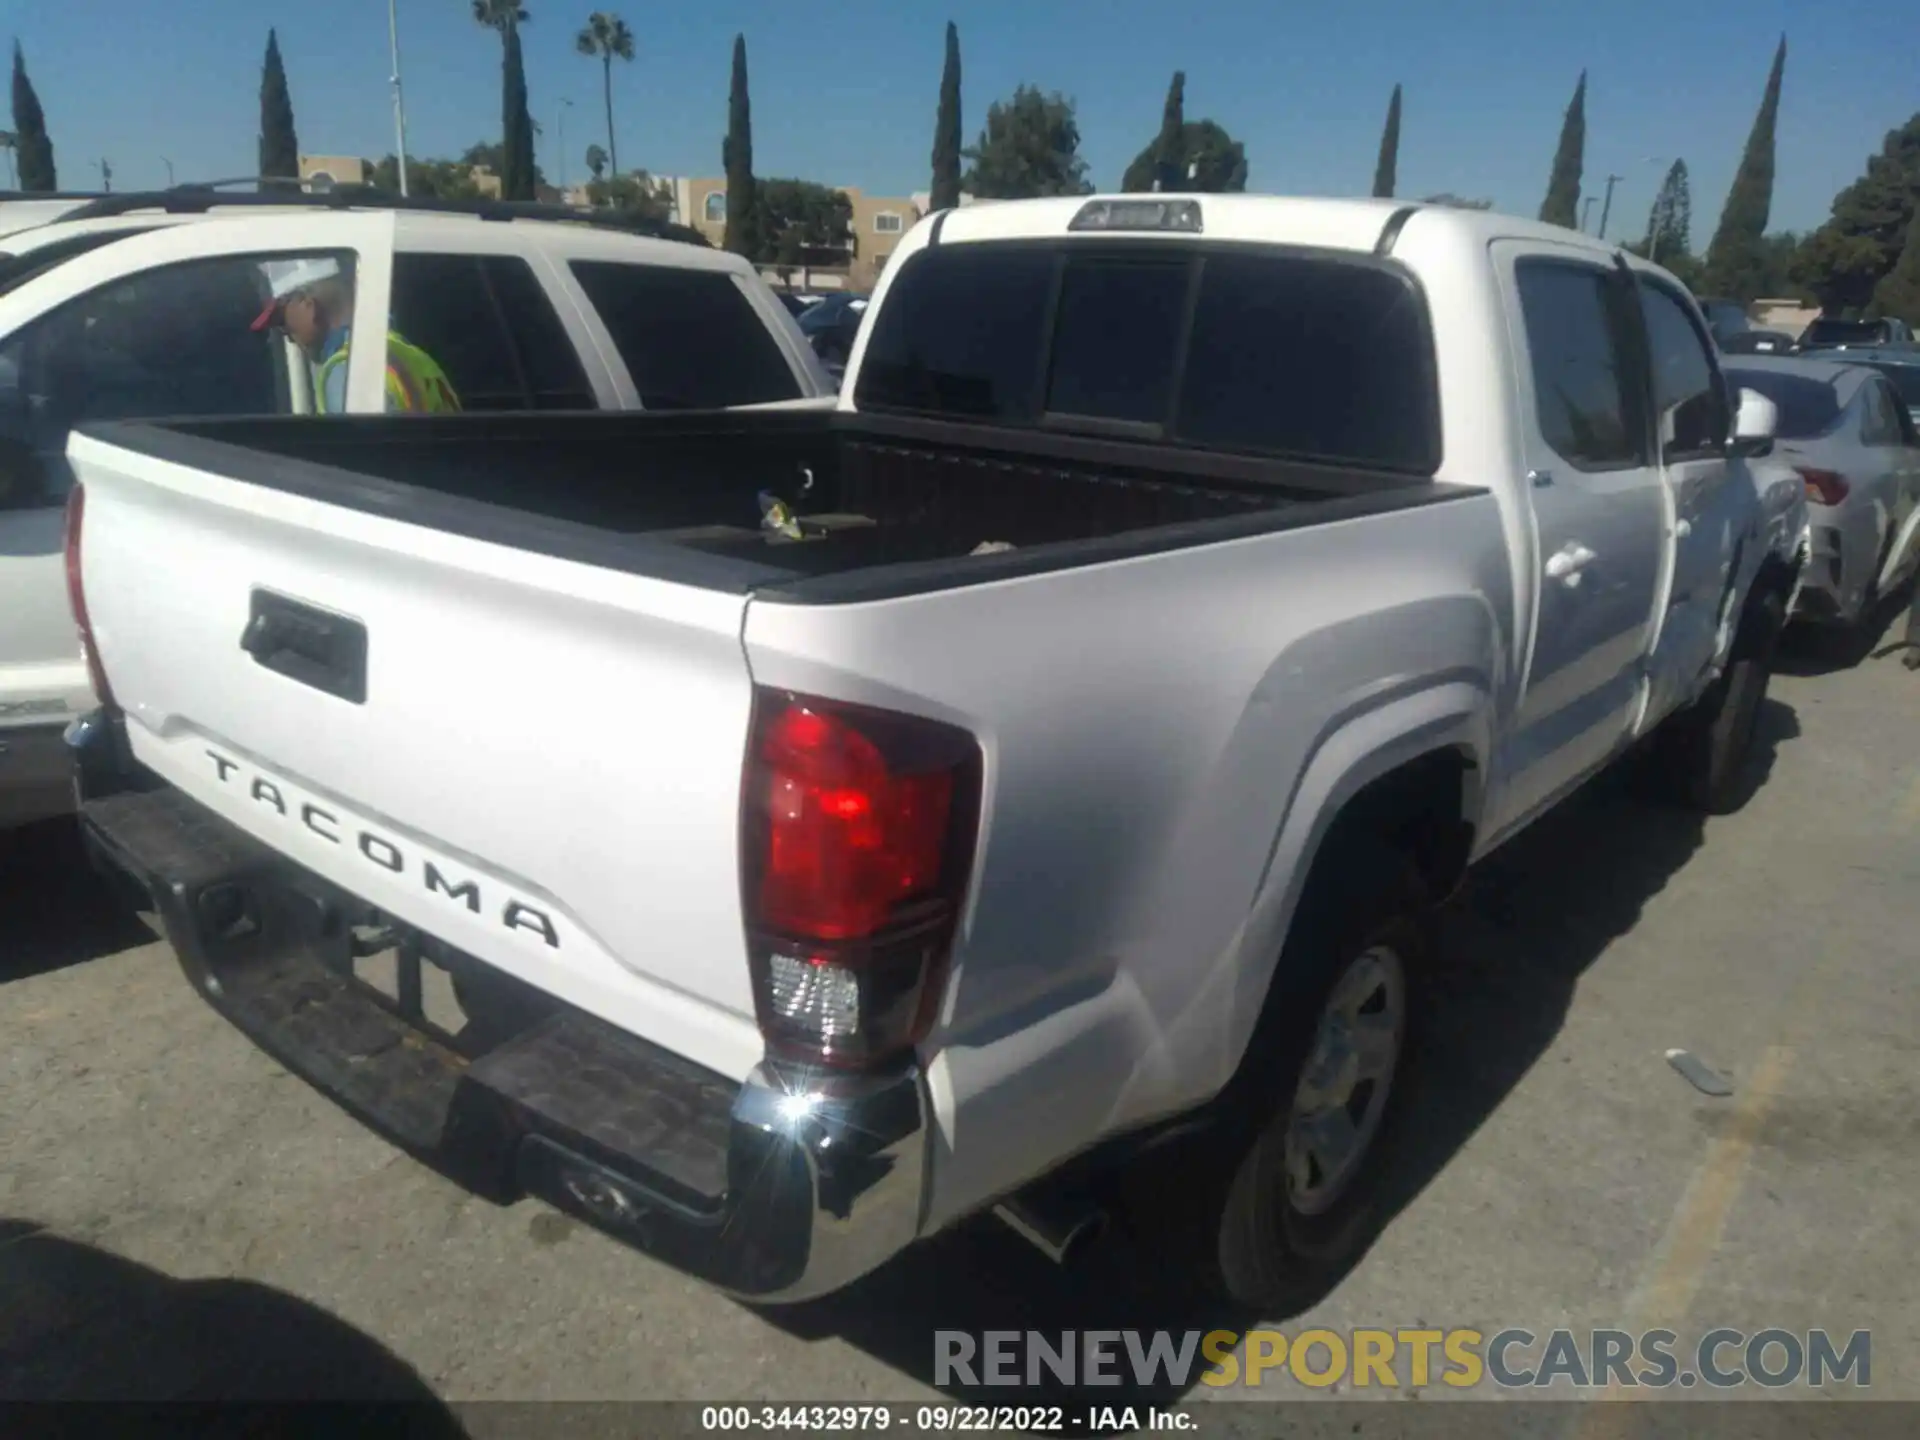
(3, 606, 1917, 1418)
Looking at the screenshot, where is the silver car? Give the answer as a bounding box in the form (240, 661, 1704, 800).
(1723, 355, 1920, 630)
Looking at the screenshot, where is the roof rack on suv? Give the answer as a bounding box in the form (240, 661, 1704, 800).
(51, 180, 710, 245)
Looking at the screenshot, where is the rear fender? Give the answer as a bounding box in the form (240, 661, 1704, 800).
(1216, 676, 1491, 1096)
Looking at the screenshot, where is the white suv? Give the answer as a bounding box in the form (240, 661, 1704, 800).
(0, 199, 833, 827)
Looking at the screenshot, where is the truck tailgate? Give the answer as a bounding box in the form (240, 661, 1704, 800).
(69, 432, 766, 1082)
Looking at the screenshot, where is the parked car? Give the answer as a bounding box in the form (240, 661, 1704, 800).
(1697, 296, 1754, 346)
(1719, 328, 1796, 356)
(774, 290, 824, 318)
(0, 195, 833, 829)
(1798, 315, 1916, 351)
(1830, 344, 1920, 427)
(68, 194, 1803, 1310)
(796, 291, 869, 371)
(1723, 355, 1920, 631)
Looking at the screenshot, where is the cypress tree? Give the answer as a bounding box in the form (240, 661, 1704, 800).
(1701, 37, 1787, 301)
(1538, 71, 1586, 228)
(11, 41, 56, 193)
(259, 30, 300, 192)
(723, 34, 763, 259)
(929, 22, 963, 211)
(1372, 84, 1402, 199)
(1153, 71, 1186, 191)
(501, 21, 537, 200)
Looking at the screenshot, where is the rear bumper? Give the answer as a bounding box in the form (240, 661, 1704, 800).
(78, 778, 928, 1304)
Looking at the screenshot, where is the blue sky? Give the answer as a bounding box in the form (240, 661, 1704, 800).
(2, 0, 1912, 241)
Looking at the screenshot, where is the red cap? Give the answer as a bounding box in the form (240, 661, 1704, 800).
(249, 298, 282, 333)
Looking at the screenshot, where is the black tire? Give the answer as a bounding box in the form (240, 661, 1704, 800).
(1195, 838, 1434, 1312)
(1651, 587, 1785, 815)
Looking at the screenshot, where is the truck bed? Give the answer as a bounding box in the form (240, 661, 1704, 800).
(80, 409, 1470, 602)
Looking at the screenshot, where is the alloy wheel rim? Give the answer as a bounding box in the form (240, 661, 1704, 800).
(1283, 944, 1407, 1218)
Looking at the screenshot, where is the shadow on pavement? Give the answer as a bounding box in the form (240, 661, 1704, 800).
(766, 699, 1802, 1416)
(0, 816, 155, 984)
(1777, 584, 1914, 676)
(0, 1219, 465, 1431)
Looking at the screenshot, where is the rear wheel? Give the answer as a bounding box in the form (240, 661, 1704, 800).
(1650, 587, 1785, 815)
(1195, 841, 1432, 1311)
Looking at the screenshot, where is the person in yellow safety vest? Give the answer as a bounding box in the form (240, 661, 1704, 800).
(248, 257, 461, 415)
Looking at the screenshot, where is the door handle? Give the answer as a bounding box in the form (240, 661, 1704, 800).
(1546, 542, 1596, 587)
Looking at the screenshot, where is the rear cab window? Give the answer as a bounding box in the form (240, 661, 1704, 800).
(568, 260, 803, 411)
(853, 241, 1440, 474)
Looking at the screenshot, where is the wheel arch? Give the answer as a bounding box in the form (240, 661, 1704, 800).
(1217, 680, 1490, 1100)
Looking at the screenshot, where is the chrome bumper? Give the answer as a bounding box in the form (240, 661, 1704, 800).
(78, 778, 928, 1304)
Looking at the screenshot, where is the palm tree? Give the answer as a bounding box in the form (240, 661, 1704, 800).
(574, 11, 634, 178)
(472, 0, 528, 32)
(473, 0, 535, 199)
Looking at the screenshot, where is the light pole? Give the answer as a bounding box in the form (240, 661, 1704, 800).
(96, 158, 113, 193)
(388, 0, 411, 196)
(163, 156, 174, 187)
(1581, 195, 1598, 233)
(1596, 173, 1623, 240)
(557, 99, 574, 190)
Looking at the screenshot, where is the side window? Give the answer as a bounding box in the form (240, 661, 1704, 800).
(1514, 261, 1642, 470)
(388, 252, 595, 411)
(482, 256, 596, 409)
(1636, 280, 1725, 459)
(0, 252, 303, 506)
(568, 260, 802, 410)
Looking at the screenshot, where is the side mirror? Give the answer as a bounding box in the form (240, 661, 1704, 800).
(1730, 387, 1777, 458)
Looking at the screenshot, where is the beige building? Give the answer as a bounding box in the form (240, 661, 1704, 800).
(1753, 298, 1819, 335)
(297, 154, 504, 199)
(663, 177, 927, 290)
(297, 155, 368, 189)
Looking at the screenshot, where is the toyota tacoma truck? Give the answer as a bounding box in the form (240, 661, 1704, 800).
(65, 195, 1805, 1308)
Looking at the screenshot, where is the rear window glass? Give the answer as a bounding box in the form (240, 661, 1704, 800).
(855, 245, 1053, 419)
(855, 243, 1440, 473)
(568, 260, 801, 410)
(1724, 368, 1843, 439)
(1045, 258, 1188, 424)
(1803, 319, 1885, 346)
(1178, 252, 1436, 471)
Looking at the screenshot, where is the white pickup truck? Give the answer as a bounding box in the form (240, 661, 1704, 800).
(0, 197, 831, 827)
(68, 195, 1806, 1308)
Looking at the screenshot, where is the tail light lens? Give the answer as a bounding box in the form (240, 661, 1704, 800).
(741, 688, 981, 1069)
(63, 484, 114, 707)
(1795, 467, 1849, 506)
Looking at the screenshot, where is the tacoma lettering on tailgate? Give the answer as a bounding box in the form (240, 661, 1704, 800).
(205, 748, 560, 948)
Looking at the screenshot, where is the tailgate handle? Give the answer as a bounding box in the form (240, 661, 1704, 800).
(240, 590, 368, 705)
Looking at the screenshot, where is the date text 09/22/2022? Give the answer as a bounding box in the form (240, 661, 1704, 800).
(699, 1405, 1190, 1433)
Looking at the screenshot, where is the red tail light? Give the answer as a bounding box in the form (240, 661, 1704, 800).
(741, 689, 980, 1069)
(63, 485, 114, 707)
(1795, 467, 1849, 506)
